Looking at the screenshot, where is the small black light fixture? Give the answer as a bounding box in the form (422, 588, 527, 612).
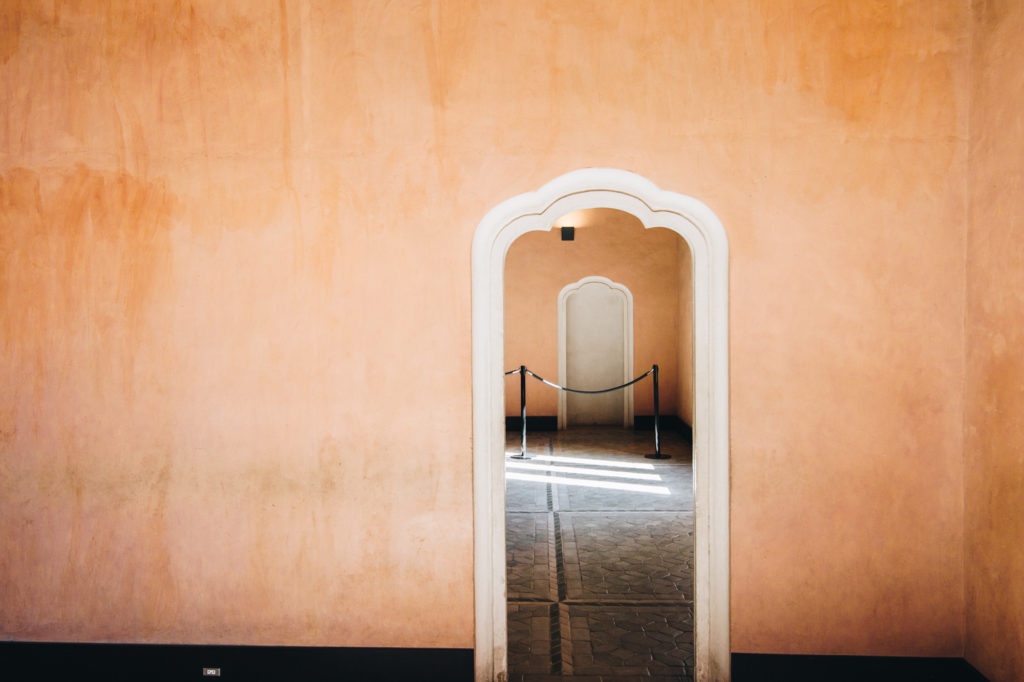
(560, 225, 575, 241)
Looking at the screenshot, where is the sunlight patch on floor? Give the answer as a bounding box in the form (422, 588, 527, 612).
(505, 460, 662, 481)
(510, 454, 656, 470)
(505, 471, 671, 495)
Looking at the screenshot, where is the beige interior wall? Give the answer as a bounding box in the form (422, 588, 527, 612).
(0, 0, 976, 657)
(504, 208, 681, 418)
(964, 3, 1024, 680)
(676, 239, 694, 427)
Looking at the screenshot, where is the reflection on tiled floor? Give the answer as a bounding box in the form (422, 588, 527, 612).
(506, 427, 694, 682)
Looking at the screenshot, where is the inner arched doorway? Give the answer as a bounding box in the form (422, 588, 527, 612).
(558, 275, 635, 429)
(471, 169, 730, 682)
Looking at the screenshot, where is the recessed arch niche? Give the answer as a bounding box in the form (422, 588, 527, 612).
(557, 275, 636, 429)
(471, 168, 730, 681)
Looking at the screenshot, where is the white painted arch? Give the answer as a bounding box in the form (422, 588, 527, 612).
(557, 276, 635, 429)
(471, 168, 730, 681)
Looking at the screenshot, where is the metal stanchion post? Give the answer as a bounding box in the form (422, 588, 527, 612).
(646, 364, 669, 459)
(512, 365, 529, 460)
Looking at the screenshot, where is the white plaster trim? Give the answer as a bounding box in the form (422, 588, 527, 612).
(472, 168, 730, 682)
(556, 276, 635, 429)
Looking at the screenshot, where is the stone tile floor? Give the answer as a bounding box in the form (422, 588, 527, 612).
(506, 427, 694, 682)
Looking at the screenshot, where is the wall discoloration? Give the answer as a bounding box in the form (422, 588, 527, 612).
(0, 166, 177, 393)
(762, 1, 962, 128)
(0, 3, 22, 66)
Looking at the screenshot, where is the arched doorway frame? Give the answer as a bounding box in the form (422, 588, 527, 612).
(557, 275, 635, 429)
(471, 168, 730, 681)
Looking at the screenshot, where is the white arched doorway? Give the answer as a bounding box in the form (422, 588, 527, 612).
(471, 169, 730, 681)
(558, 275, 635, 429)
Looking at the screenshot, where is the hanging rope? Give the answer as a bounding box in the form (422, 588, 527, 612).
(505, 366, 654, 394)
(504, 364, 667, 460)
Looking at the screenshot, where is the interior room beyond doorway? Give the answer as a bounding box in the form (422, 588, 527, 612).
(503, 205, 696, 436)
(503, 208, 694, 439)
(503, 208, 695, 680)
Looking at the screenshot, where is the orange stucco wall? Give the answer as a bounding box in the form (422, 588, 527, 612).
(504, 208, 682, 419)
(964, 2, 1024, 680)
(0, 0, 982, 659)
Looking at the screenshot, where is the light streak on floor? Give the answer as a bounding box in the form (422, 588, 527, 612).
(505, 453, 656, 470)
(505, 460, 662, 481)
(506, 471, 671, 495)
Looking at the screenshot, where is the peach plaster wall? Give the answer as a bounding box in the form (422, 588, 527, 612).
(0, 0, 969, 656)
(964, 2, 1024, 680)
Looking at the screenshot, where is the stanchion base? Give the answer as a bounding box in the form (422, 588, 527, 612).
(645, 453, 671, 460)
(510, 454, 531, 460)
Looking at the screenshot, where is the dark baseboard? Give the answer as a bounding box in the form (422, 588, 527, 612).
(732, 653, 988, 681)
(505, 415, 693, 442)
(505, 415, 558, 431)
(0, 641, 473, 682)
(634, 414, 693, 443)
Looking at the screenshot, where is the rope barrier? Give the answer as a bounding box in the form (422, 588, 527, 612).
(504, 363, 668, 460)
(519, 367, 653, 395)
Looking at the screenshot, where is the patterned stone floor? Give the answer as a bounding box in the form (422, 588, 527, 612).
(506, 427, 694, 682)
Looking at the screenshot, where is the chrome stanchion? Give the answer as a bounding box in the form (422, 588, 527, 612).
(511, 365, 529, 459)
(505, 363, 667, 459)
(646, 364, 669, 459)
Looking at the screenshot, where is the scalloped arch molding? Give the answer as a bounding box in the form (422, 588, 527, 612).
(471, 168, 731, 681)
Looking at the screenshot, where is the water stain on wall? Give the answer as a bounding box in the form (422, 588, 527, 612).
(420, 0, 480, 113)
(0, 164, 181, 636)
(0, 165, 178, 395)
(419, 0, 481, 176)
(0, 2, 22, 65)
(761, 0, 961, 126)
